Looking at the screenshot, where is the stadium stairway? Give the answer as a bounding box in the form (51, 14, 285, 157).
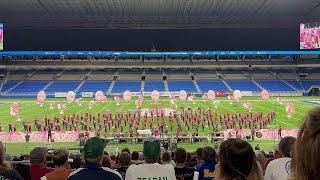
(141, 81, 145, 92)
(280, 79, 299, 91)
(107, 81, 115, 94)
(42, 81, 54, 91)
(222, 80, 233, 91)
(192, 80, 202, 93)
(251, 79, 264, 90)
(5, 81, 24, 94)
(74, 80, 86, 93)
(164, 80, 169, 92)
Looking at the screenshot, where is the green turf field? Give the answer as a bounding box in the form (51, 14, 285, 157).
(0, 96, 319, 155)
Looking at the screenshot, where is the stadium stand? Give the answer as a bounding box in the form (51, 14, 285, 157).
(45, 81, 81, 93)
(167, 80, 196, 92)
(144, 81, 165, 91)
(8, 81, 49, 93)
(197, 80, 229, 92)
(226, 80, 262, 91)
(77, 81, 112, 93)
(1, 81, 20, 92)
(112, 81, 141, 92)
(255, 80, 295, 91)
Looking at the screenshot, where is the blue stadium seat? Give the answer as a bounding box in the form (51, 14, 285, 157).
(287, 80, 304, 90)
(256, 80, 294, 91)
(9, 81, 49, 93)
(1, 81, 20, 92)
(46, 81, 81, 92)
(112, 81, 141, 92)
(226, 80, 261, 91)
(168, 81, 196, 92)
(300, 80, 320, 90)
(144, 81, 165, 91)
(78, 81, 111, 93)
(197, 80, 229, 92)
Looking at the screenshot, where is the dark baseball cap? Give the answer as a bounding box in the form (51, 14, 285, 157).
(143, 137, 160, 158)
(84, 137, 106, 159)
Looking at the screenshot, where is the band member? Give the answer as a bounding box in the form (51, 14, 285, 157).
(278, 126, 282, 139)
(48, 127, 52, 143)
(8, 121, 13, 132)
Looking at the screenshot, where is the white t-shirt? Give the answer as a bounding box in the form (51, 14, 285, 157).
(126, 163, 176, 180)
(264, 157, 291, 180)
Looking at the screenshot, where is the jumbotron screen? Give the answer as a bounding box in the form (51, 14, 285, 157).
(0, 24, 3, 50)
(300, 23, 320, 49)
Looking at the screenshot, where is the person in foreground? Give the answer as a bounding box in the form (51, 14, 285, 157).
(67, 137, 122, 180)
(30, 147, 54, 180)
(125, 137, 176, 180)
(41, 148, 74, 180)
(215, 138, 263, 180)
(0, 141, 23, 180)
(174, 148, 195, 180)
(198, 146, 218, 180)
(291, 107, 320, 180)
(264, 136, 295, 180)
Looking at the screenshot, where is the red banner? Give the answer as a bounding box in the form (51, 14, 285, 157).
(215, 92, 226, 97)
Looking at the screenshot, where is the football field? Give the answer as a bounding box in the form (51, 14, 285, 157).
(0, 96, 319, 155)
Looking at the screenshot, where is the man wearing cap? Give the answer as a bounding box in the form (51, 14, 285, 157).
(125, 137, 176, 180)
(29, 147, 54, 180)
(67, 137, 122, 180)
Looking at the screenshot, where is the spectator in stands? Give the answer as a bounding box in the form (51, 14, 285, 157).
(121, 148, 130, 154)
(255, 151, 266, 172)
(130, 151, 142, 165)
(255, 144, 260, 151)
(0, 141, 23, 180)
(186, 152, 191, 165)
(116, 152, 131, 179)
(41, 149, 73, 180)
(110, 154, 117, 168)
(291, 107, 320, 180)
(265, 136, 295, 180)
(102, 155, 112, 169)
(264, 144, 281, 170)
(195, 148, 204, 170)
(198, 146, 217, 180)
(125, 137, 176, 180)
(46, 153, 55, 168)
(187, 155, 197, 168)
(29, 147, 54, 180)
(70, 157, 82, 169)
(216, 138, 263, 180)
(174, 148, 195, 180)
(67, 137, 121, 180)
(161, 151, 176, 168)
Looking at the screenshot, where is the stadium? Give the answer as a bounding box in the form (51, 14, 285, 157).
(0, 0, 319, 180)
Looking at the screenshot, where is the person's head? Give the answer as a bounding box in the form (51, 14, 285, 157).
(202, 146, 217, 163)
(162, 151, 171, 163)
(83, 137, 106, 164)
(256, 144, 259, 147)
(30, 147, 48, 165)
(255, 151, 266, 170)
(217, 138, 262, 180)
(196, 148, 204, 162)
(46, 153, 53, 161)
(70, 157, 82, 169)
(119, 152, 131, 167)
(143, 137, 161, 164)
(52, 149, 69, 168)
(292, 107, 320, 180)
(0, 141, 11, 170)
(121, 148, 130, 154)
(102, 155, 112, 168)
(190, 155, 197, 163)
(175, 148, 187, 164)
(131, 151, 139, 161)
(186, 152, 191, 163)
(279, 136, 295, 158)
(110, 154, 116, 161)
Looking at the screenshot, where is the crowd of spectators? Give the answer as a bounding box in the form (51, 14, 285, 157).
(0, 107, 319, 180)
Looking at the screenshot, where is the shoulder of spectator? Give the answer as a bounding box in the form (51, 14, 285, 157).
(101, 167, 122, 179)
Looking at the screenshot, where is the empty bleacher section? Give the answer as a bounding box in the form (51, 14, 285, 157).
(144, 81, 165, 91)
(46, 81, 81, 93)
(287, 80, 304, 90)
(8, 81, 49, 94)
(300, 80, 320, 90)
(222, 70, 246, 79)
(29, 70, 60, 80)
(226, 80, 261, 91)
(193, 70, 219, 80)
(197, 80, 229, 92)
(306, 73, 320, 79)
(78, 81, 111, 93)
(168, 80, 196, 92)
(117, 70, 141, 80)
(248, 70, 274, 79)
(1, 81, 20, 92)
(255, 80, 295, 91)
(112, 81, 141, 92)
(145, 70, 163, 80)
(89, 70, 114, 80)
(166, 69, 190, 80)
(59, 70, 86, 80)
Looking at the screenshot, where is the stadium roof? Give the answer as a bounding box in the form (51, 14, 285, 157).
(0, 0, 319, 29)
